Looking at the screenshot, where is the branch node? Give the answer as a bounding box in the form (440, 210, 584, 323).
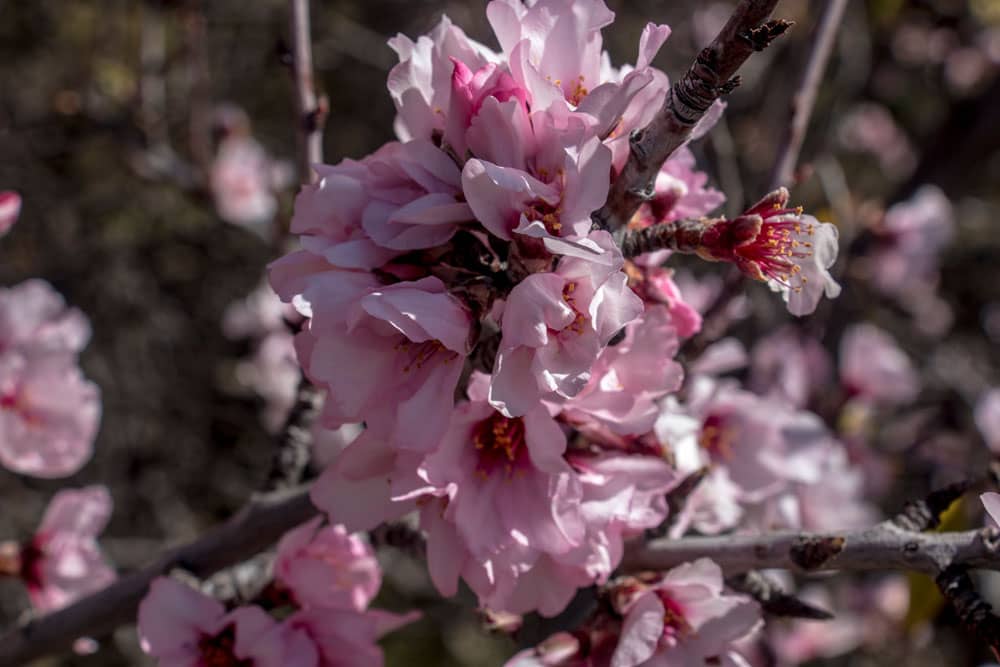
(741, 19, 794, 51)
(728, 571, 834, 621)
(790, 535, 845, 570)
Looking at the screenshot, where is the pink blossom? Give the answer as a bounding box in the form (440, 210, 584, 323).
(0, 350, 101, 477)
(210, 136, 281, 227)
(490, 232, 643, 417)
(417, 399, 584, 562)
(640, 268, 703, 339)
(234, 330, 299, 432)
(0, 191, 20, 236)
(222, 279, 297, 341)
(387, 16, 498, 143)
(750, 325, 831, 408)
(462, 105, 612, 247)
(0, 279, 92, 355)
(610, 559, 761, 666)
(975, 389, 1000, 454)
(838, 103, 916, 178)
(631, 147, 725, 233)
(283, 606, 418, 667)
(272, 271, 471, 452)
(698, 189, 841, 316)
(274, 517, 380, 612)
(16, 486, 115, 612)
(138, 577, 314, 667)
(870, 185, 954, 296)
(839, 323, 919, 406)
(558, 305, 684, 441)
(487, 0, 614, 111)
(444, 59, 530, 160)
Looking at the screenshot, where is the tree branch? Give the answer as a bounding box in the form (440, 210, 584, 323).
(0, 487, 318, 667)
(768, 0, 849, 190)
(593, 0, 789, 234)
(622, 525, 1000, 576)
(289, 0, 326, 184)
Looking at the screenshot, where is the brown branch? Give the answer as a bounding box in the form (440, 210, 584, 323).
(593, 0, 789, 234)
(622, 525, 1000, 576)
(289, 0, 326, 184)
(768, 0, 849, 190)
(262, 376, 323, 491)
(937, 566, 1000, 659)
(0, 487, 317, 667)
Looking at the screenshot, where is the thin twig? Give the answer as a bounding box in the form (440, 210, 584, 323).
(768, 0, 849, 190)
(262, 376, 323, 492)
(593, 0, 789, 235)
(289, 0, 326, 184)
(727, 570, 834, 620)
(0, 487, 317, 667)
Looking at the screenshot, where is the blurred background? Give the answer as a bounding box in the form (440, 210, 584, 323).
(1, 0, 1000, 664)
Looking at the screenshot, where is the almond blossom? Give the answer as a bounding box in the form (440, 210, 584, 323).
(839, 323, 919, 406)
(274, 517, 381, 612)
(0, 486, 116, 612)
(610, 560, 761, 667)
(0, 190, 20, 237)
(975, 388, 1000, 454)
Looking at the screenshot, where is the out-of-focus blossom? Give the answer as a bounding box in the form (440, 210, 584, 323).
(975, 389, 1000, 454)
(839, 323, 919, 407)
(610, 560, 761, 666)
(750, 326, 831, 408)
(222, 279, 297, 341)
(282, 606, 419, 667)
(0, 486, 116, 613)
(211, 136, 284, 228)
(234, 330, 300, 432)
(0, 279, 92, 355)
(0, 191, 20, 237)
(274, 517, 380, 612)
(838, 103, 916, 178)
(869, 185, 954, 297)
(138, 577, 312, 667)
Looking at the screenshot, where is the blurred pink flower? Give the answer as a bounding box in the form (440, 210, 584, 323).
(870, 185, 954, 297)
(0, 279, 92, 355)
(838, 103, 916, 178)
(16, 486, 115, 612)
(0, 191, 20, 237)
(750, 325, 831, 408)
(210, 136, 282, 228)
(0, 350, 101, 477)
(138, 577, 313, 667)
(283, 606, 418, 667)
(274, 517, 380, 612)
(839, 323, 919, 406)
(975, 389, 1000, 454)
(611, 559, 761, 666)
(490, 232, 642, 417)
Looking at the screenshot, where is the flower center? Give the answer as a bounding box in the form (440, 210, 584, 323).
(735, 209, 815, 289)
(656, 592, 693, 639)
(525, 198, 563, 234)
(698, 412, 735, 462)
(197, 625, 251, 667)
(472, 413, 529, 479)
(560, 282, 587, 336)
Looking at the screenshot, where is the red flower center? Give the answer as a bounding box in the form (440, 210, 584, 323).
(655, 591, 693, 639)
(197, 624, 251, 667)
(699, 412, 735, 462)
(472, 413, 530, 479)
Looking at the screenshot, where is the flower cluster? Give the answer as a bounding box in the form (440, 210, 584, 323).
(138, 517, 415, 667)
(267, 0, 846, 645)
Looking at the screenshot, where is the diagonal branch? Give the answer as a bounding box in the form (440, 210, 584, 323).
(593, 0, 789, 235)
(768, 0, 849, 189)
(0, 487, 317, 667)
